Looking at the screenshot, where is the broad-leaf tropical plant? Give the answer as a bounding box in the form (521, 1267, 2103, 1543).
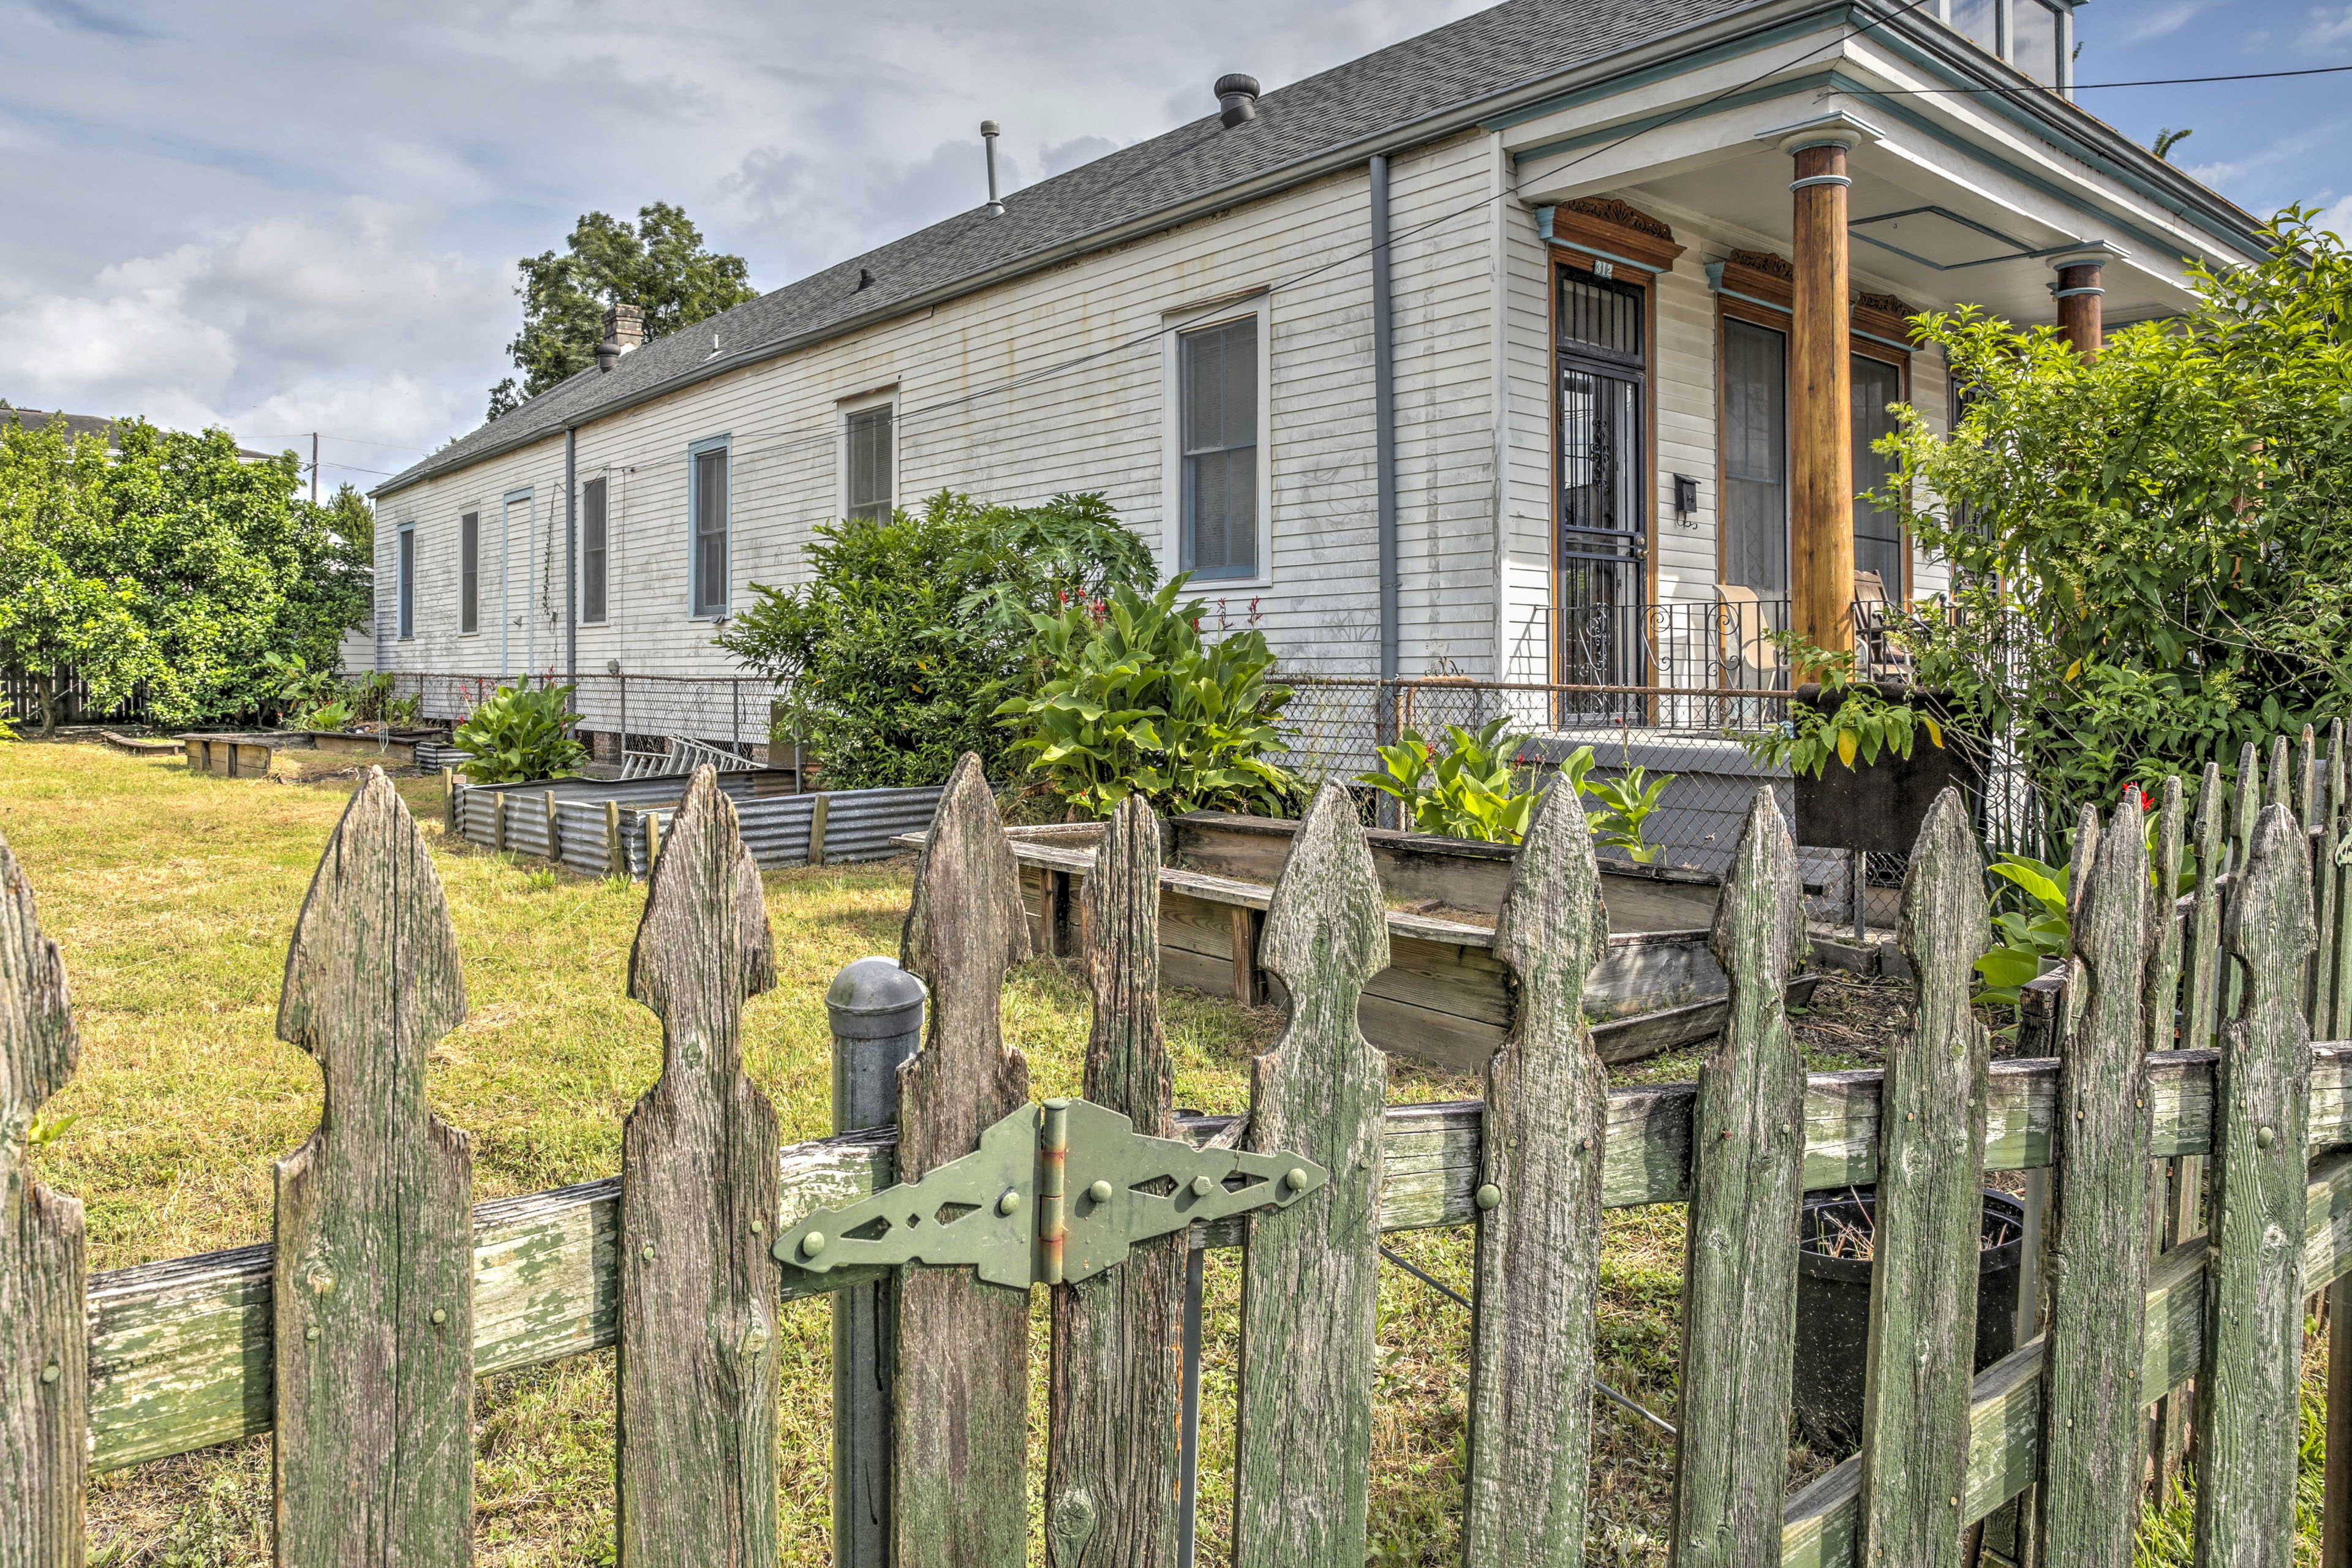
(452, 682, 589, 784)
(994, 578, 1302, 818)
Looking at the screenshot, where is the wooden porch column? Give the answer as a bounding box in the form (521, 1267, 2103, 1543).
(2049, 244, 2123, 358)
(1785, 128, 1860, 655)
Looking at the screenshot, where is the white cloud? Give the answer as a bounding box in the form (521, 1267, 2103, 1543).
(2119, 1, 2214, 42)
(2301, 6, 2352, 50)
(2319, 192, 2352, 244)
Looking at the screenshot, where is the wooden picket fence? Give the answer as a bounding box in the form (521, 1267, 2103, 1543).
(4, 730, 2351, 1567)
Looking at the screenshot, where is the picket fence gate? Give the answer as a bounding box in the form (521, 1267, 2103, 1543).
(4, 732, 2352, 1567)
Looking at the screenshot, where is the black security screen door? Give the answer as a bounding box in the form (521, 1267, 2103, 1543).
(1556, 268, 1648, 709)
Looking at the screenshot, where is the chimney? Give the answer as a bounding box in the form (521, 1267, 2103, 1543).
(603, 302, 644, 351)
(1215, 74, 1261, 129)
(981, 120, 1005, 217)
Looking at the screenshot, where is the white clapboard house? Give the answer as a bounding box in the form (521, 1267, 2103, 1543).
(371, 0, 2265, 751)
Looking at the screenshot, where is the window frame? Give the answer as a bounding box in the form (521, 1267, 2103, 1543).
(396, 524, 415, 641)
(1161, 293, 1274, 589)
(839, 390, 897, 522)
(687, 434, 731, 620)
(458, 509, 481, 637)
(581, 474, 610, 626)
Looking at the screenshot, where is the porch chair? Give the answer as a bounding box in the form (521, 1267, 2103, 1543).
(1849, 570, 1915, 680)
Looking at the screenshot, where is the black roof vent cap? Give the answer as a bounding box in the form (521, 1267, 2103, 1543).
(856, 267, 874, 292)
(1216, 74, 1261, 129)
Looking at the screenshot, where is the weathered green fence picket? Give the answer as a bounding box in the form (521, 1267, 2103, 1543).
(1046, 797, 1185, 1568)
(893, 753, 1033, 1568)
(2034, 801, 2154, 1567)
(2184, 759, 2228, 1053)
(2193, 802, 2317, 1563)
(616, 769, 782, 1563)
(1460, 771, 1608, 1566)
(1670, 789, 1806, 1567)
(1232, 781, 1389, 1568)
(2323, 719, 2348, 1039)
(272, 769, 475, 1561)
(1853, 790, 1988, 1568)
(0, 826, 85, 1567)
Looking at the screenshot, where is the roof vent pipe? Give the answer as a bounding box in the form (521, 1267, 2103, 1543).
(981, 121, 1005, 216)
(1215, 74, 1261, 128)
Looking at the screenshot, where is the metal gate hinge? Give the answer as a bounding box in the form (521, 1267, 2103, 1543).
(775, 1098, 1327, 1289)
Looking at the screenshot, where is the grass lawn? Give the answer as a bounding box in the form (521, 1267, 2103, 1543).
(4, 741, 2328, 1566)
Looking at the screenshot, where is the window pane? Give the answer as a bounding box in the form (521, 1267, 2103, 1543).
(582, 478, 608, 624)
(1180, 317, 1258, 578)
(2011, 0, 2060, 85)
(398, 529, 414, 639)
(1559, 271, 1643, 358)
(1722, 320, 1788, 595)
(1852, 354, 1906, 594)
(695, 450, 728, 614)
(847, 407, 893, 521)
(460, 512, 479, 633)
(1949, 0, 1997, 51)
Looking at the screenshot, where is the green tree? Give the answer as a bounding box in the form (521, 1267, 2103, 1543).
(0, 417, 164, 734)
(488, 202, 757, 418)
(283, 483, 375, 662)
(1879, 206, 2352, 842)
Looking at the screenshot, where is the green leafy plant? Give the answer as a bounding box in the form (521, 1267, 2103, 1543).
(1359, 720, 1675, 858)
(26, 1109, 80, 1147)
(296, 698, 356, 733)
(384, 690, 425, 728)
(451, 682, 589, 784)
(1360, 718, 1540, 843)
(1974, 802, 2198, 1009)
(1735, 634, 1945, 779)
(993, 578, 1302, 818)
(718, 491, 1155, 790)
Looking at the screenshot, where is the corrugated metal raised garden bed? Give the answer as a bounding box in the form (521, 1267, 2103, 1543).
(896, 811, 1817, 1076)
(450, 767, 942, 878)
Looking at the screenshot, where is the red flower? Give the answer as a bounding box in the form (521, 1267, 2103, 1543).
(2121, 783, 2148, 813)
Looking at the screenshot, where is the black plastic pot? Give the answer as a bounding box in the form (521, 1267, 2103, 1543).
(1791, 1187, 2026, 1457)
(1789, 684, 1983, 857)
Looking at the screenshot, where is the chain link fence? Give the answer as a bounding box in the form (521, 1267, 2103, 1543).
(362, 672, 787, 764)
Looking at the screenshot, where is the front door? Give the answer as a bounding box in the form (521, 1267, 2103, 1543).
(1555, 268, 1648, 717)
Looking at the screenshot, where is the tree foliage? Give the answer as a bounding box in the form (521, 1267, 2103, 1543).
(0, 413, 370, 733)
(716, 491, 1156, 790)
(488, 202, 757, 418)
(1880, 207, 2352, 837)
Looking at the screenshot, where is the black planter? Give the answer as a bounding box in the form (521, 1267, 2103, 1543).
(1791, 1187, 2026, 1457)
(1789, 684, 1983, 857)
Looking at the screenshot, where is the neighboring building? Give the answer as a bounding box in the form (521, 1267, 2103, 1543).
(0, 405, 279, 464)
(370, 0, 2262, 728)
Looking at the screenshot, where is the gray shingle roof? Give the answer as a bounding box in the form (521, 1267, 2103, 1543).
(380, 0, 1761, 496)
(1, 405, 279, 463)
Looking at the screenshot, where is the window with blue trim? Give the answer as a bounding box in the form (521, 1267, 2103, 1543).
(690, 437, 729, 617)
(396, 526, 415, 640)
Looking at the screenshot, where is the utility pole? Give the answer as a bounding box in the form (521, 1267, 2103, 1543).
(311, 432, 320, 506)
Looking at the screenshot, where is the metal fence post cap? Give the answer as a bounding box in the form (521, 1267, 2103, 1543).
(827, 955, 928, 1039)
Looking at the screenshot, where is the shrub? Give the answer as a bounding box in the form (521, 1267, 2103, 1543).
(452, 682, 589, 784)
(718, 491, 1153, 789)
(994, 578, 1302, 818)
(1359, 717, 1672, 858)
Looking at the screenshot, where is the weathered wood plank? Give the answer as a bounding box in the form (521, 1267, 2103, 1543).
(1784, 1148, 2352, 1566)
(2034, 801, 2153, 1568)
(1232, 782, 1389, 1568)
(2227, 744, 2263, 1021)
(1, 824, 86, 1566)
(272, 769, 473, 1561)
(2328, 723, 2351, 1042)
(616, 768, 782, 1564)
(1670, 790, 1807, 1567)
(893, 753, 1032, 1568)
(1461, 773, 1610, 1566)
(1855, 791, 1987, 1567)
(2185, 762, 2228, 1054)
(2144, 776, 2192, 1495)
(74, 1045, 2352, 1477)
(1047, 799, 1185, 1568)
(2193, 802, 2317, 1564)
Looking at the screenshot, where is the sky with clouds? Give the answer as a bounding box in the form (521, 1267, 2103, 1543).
(0, 0, 2343, 495)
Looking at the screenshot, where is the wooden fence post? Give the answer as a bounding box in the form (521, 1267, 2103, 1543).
(605, 799, 623, 879)
(2324, 720, 2348, 1041)
(1460, 772, 1608, 1564)
(2034, 800, 2153, 1568)
(2192, 802, 2316, 1566)
(1047, 797, 1185, 1567)
(1668, 788, 1806, 1568)
(1856, 789, 1989, 1568)
(2144, 777, 2193, 1496)
(1, 825, 86, 1566)
(272, 769, 474, 1561)
(615, 767, 782, 1563)
(893, 753, 1032, 1568)
(1232, 781, 1389, 1568)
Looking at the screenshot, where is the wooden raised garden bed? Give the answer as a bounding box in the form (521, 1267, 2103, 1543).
(179, 729, 443, 776)
(899, 812, 1817, 1074)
